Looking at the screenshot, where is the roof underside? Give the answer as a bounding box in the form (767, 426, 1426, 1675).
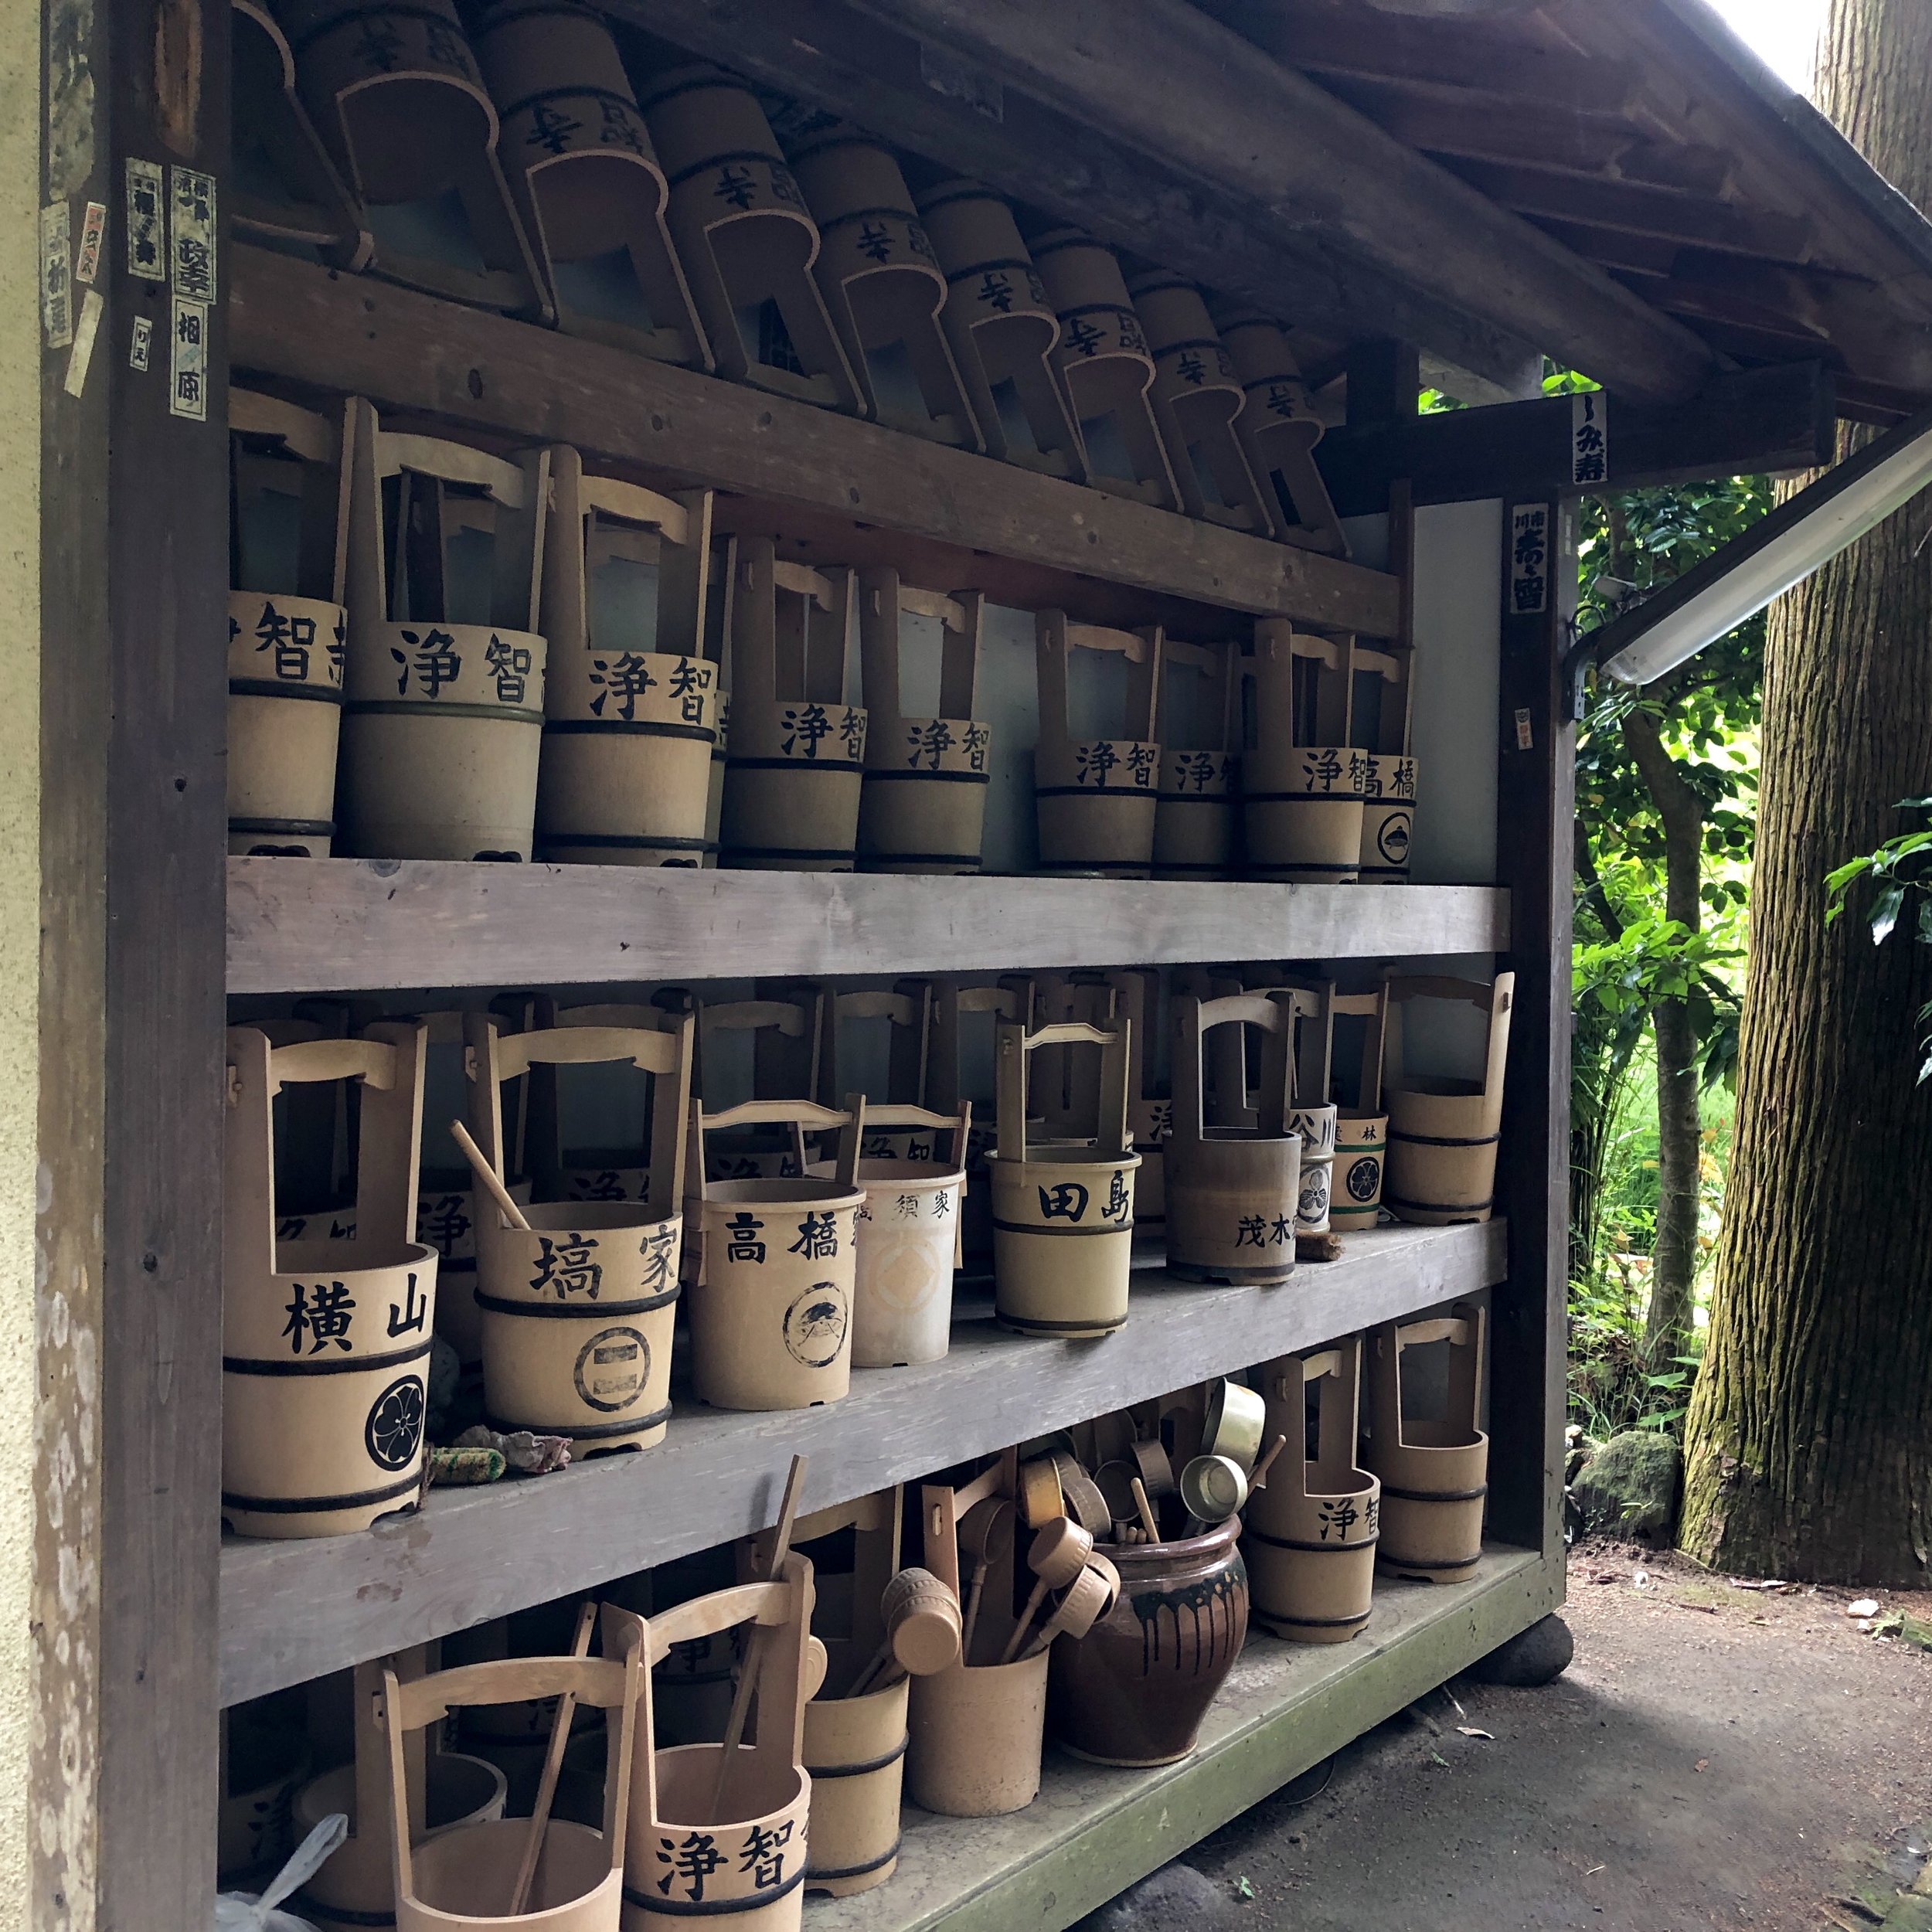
(1202, 0, 1932, 421)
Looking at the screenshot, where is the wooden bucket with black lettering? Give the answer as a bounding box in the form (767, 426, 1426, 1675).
(1100, 970, 1168, 1241)
(227, 392, 353, 856)
(1384, 974, 1515, 1226)
(720, 540, 866, 870)
(635, 61, 862, 413)
(1359, 752, 1418, 883)
(466, 1012, 694, 1454)
(380, 1638, 643, 1931)
(1029, 225, 1178, 509)
(295, 1648, 510, 1932)
(856, 568, 990, 873)
(1153, 638, 1239, 881)
(1212, 302, 1347, 555)
(914, 178, 1086, 481)
(604, 1560, 815, 1931)
(1364, 1308, 1489, 1584)
(223, 1022, 439, 1540)
(1247, 1342, 1380, 1642)
(474, 0, 709, 369)
(537, 456, 719, 866)
(1165, 994, 1301, 1286)
(1244, 621, 1366, 882)
(1125, 270, 1272, 536)
(339, 406, 549, 859)
(1033, 611, 1162, 878)
(686, 1100, 866, 1410)
(785, 124, 978, 448)
(985, 1019, 1138, 1338)
(280, 0, 548, 316)
(1328, 988, 1391, 1233)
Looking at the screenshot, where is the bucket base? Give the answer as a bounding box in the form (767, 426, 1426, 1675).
(485, 1414, 668, 1455)
(1166, 1257, 1296, 1287)
(1060, 1736, 1199, 1770)
(221, 1492, 421, 1540)
(1034, 862, 1152, 879)
(722, 851, 857, 872)
(995, 1312, 1127, 1340)
(1384, 1201, 1493, 1226)
(804, 1846, 900, 1897)
(1378, 1552, 1482, 1585)
(1251, 1608, 1370, 1645)
(1249, 865, 1359, 883)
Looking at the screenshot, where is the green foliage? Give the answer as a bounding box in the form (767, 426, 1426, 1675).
(1574, 913, 1742, 1090)
(1825, 798, 1932, 1082)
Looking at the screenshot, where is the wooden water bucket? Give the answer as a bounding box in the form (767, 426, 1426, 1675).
(474, 0, 709, 369)
(913, 178, 1087, 481)
(297, 1649, 511, 1930)
(1244, 621, 1366, 882)
(1247, 1342, 1380, 1641)
(1033, 611, 1162, 878)
(466, 1013, 694, 1454)
(1165, 993, 1302, 1286)
(986, 1019, 1138, 1338)
(604, 1556, 816, 1930)
(856, 568, 990, 873)
(1364, 1308, 1489, 1583)
(720, 539, 865, 871)
(1328, 988, 1391, 1233)
(280, 0, 547, 316)
(750, 1490, 906, 1896)
(1124, 271, 1272, 536)
(220, 1699, 312, 1883)
(811, 1103, 968, 1368)
(1352, 638, 1419, 883)
(1028, 226, 1178, 509)
(635, 62, 862, 414)
(227, 390, 352, 856)
(339, 404, 550, 859)
(536, 454, 719, 866)
(233, 0, 372, 267)
(223, 1022, 439, 1539)
(692, 989, 826, 1183)
(380, 1638, 642, 1930)
(1211, 302, 1348, 556)
(1101, 970, 1170, 1240)
(686, 1099, 867, 1410)
(1384, 975, 1515, 1225)
(910, 1458, 1049, 1817)
(784, 125, 978, 448)
(1154, 638, 1240, 880)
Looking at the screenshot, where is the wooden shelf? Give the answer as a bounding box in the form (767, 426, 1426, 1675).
(226, 861, 1508, 995)
(818, 1546, 1557, 1932)
(219, 1220, 1505, 1706)
(230, 247, 1402, 641)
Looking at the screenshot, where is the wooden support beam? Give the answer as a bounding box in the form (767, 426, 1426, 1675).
(36, 0, 231, 1920)
(604, 0, 1546, 399)
(1204, 0, 1641, 114)
(833, 0, 1715, 401)
(1317, 362, 1838, 517)
(229, 248, 1401, 636)
(1347, 341, 1423, 430)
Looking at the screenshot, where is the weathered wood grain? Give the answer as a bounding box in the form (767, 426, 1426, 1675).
(226, 861, 1512, 994)
(220, 1221, 1505, 1703)
(229, 249, 1403, 638)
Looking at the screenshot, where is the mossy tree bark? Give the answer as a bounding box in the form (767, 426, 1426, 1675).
(1679, 0, 1932, 1584)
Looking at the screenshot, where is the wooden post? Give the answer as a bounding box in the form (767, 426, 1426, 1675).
(35, 0, 230, 1919)
(1488, 498, 1576, 1568)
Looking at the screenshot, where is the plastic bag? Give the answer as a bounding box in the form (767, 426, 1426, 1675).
(213, 1812, 347, 1931)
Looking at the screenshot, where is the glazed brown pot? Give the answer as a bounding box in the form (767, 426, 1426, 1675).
(1046, 1516, 1248, 1768)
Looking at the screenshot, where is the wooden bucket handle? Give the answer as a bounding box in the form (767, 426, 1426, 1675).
(1372, 1304, 1485, 1446)
(692, 1095, 866, 1194)
(995, 1020, 1131, 1164)
(1034, 609, 1162, 744)
(1170, 992, 1291, 1145)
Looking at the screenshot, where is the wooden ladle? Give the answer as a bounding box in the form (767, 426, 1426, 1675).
(849, 1567, 962, 1696)
(956, 1498, 1016, 1664)
(1020, 1556, 1120, 1661)
(998, 1519, 1092, 1665)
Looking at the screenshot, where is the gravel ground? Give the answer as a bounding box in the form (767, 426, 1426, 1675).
(1180, 1547, 1932, 1931)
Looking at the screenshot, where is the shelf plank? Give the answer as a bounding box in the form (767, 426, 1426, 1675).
(229, 247, 1401, 639)
(818, 1547, 1557, 1932)
(226, 861, 1509, 995)
(219, 1221, 1505, 1706)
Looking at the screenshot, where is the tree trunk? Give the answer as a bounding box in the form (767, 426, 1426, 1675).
(1621, 707, 1706, 1372)
(1679, 0, 1932, 1584)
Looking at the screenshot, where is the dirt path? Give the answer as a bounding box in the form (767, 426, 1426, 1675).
(1186, 1549, 1932, 1931)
